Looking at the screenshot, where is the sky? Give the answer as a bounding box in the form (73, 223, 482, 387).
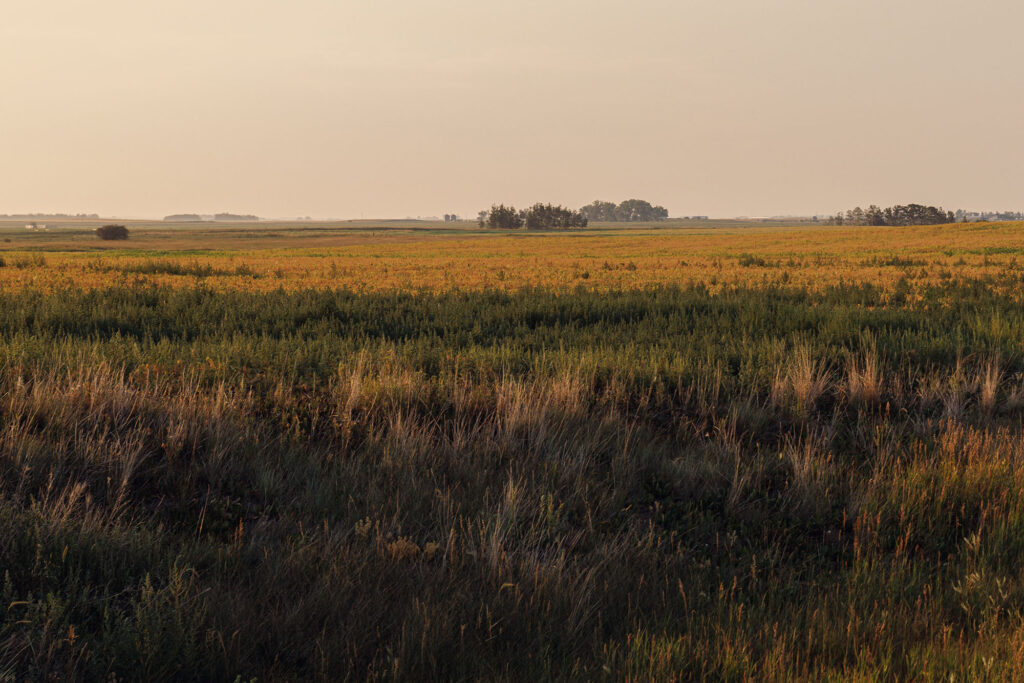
(1, 0, 1022, 219)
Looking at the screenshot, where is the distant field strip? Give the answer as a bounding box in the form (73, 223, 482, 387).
(1, 222, 1023, 294)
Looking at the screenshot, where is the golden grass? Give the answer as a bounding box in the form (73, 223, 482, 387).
(846, 350, 883, 405)
(1, 221, 1023, 296)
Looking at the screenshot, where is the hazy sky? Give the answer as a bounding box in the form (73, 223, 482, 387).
(2, 0, 1022, 218)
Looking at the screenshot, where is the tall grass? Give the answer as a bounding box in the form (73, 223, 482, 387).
(1, 282, 1024, 679)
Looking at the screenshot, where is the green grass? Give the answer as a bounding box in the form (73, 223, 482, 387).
(95, 259, 261, 278)
(2, 281, 1024, 679)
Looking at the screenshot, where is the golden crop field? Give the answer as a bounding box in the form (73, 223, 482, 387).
(2, 220, 1023, 297)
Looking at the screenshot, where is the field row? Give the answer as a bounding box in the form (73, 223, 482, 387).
(1, 222, 1023, 293)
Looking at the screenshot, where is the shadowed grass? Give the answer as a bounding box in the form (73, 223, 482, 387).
(0, 282, 1023, 679)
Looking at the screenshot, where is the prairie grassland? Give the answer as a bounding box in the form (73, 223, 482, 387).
(1, 221, 1024, 296)
(3, 223, 1024, 680)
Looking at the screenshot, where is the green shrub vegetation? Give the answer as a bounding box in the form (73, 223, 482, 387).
(2, 280, 1024, 679)
(95, 225, 130, 241)
(93, 259, 261, 278)
(480, 204, 588, 230)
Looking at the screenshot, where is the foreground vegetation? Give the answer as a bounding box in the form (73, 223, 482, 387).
(3, 223, 1024, 679)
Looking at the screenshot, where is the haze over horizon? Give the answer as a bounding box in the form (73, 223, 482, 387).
(3, 0, 1022, 220)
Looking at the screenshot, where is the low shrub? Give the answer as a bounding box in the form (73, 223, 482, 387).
(96, 224, 129, 241)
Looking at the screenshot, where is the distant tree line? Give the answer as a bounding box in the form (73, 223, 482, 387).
(0, 213, 99, 219)
(827, 204, 955, 226)
(162, 213, 260, 222)
(214, 213, 260, 222)
(478, 204, 588, 230)
(955, 210, 1024, 222)
(476, 198, 671, 230)
(579, 199, 669, 222)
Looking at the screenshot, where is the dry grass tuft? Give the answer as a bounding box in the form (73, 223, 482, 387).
(846, 350, 883, 405)
(777, 346, 831, 411)
(782, 427, 836, 518)
(977, 358, 1002, 415)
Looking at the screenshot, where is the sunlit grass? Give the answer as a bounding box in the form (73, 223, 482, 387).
(1, 222, 1023, 297)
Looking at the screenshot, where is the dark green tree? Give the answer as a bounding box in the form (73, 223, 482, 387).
(523, 203, 588, 230)
(865, 205, 885, 225)
(615, 199, 669, 222)
(832, 204, 955, 226)
(579, 201, 618, 222)
(580, 199, 668, 222)
(485, 204, 523, 229)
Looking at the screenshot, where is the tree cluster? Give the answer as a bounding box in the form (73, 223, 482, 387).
(443, 214, 460, 222)
(828, 204, 955, 226)
(523, 203, 588, 229)
(579, 199, 669, 222)
(478, 203, 588, 230)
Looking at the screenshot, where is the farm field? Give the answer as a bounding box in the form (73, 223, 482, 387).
(3, 221, 1024, 679)
(2, 219, 1024, 295)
